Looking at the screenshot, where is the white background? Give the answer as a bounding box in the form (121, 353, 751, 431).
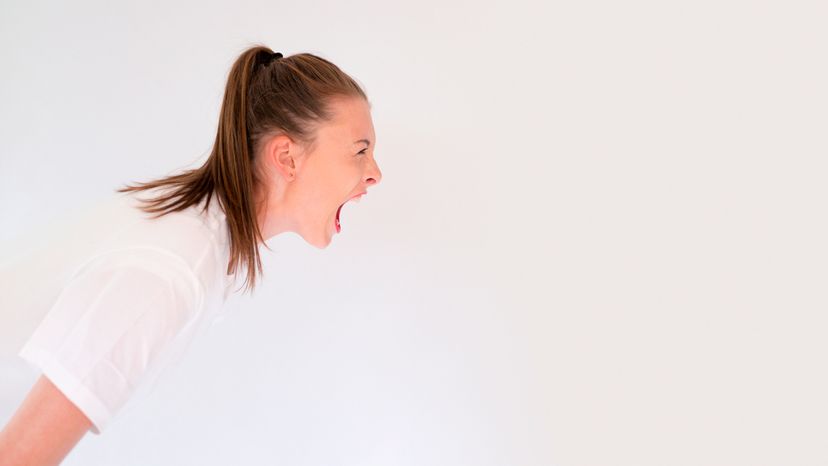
(1, 0, 827, 465)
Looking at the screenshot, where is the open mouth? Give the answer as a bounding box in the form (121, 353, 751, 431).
(335, 193, 365, 234)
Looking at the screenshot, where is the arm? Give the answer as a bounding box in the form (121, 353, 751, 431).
(0, 375, 93, 466)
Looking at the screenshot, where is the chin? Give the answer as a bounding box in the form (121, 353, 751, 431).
(297, 215, 338, 249)
(310, 239, 331, 250)
(301, 236, 329, 249)
(300, 230, 333, 250)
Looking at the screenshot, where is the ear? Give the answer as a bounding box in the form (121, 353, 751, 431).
(264, 134, 297, 180)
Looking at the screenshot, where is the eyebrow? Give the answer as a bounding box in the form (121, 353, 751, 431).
(354, 139, 371, 147)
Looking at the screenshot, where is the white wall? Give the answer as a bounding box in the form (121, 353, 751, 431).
(1, 0, 827, 464)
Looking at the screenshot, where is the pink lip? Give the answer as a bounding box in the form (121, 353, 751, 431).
(350, 192, 367, 201)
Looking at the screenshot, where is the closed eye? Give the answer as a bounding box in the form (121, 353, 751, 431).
(358, 148, 368, 155)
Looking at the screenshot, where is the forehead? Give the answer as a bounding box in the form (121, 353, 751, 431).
(323, 97, 375, 143)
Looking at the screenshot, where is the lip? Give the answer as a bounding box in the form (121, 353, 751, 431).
(347, 192, 367, 203)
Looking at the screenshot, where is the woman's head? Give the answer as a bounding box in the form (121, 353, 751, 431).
(117, 44, 380, 294)
(252, 94, 381, 249)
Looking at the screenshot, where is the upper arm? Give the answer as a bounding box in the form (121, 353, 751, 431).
(15, 247, 204, 436)
(0, 375, 93, 466)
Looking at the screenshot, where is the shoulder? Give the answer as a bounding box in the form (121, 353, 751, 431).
(91, 193, 229, 297)
(69, 246, 205, 315)
(17, 245, 211, 434)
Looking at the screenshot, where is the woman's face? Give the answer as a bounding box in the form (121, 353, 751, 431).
(255, 96, 382, 248)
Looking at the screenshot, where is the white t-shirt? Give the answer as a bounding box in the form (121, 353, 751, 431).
(0, 187, 237, 434)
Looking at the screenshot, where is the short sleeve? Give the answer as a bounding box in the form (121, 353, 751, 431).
(17, 247, 204, 435)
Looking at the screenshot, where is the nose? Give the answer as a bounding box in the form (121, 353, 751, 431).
(365, 156, 382, 187)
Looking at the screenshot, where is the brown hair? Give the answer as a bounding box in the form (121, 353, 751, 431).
(116, 44, 369, 295)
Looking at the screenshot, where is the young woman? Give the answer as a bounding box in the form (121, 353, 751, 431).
(0, 44, 382, 465)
